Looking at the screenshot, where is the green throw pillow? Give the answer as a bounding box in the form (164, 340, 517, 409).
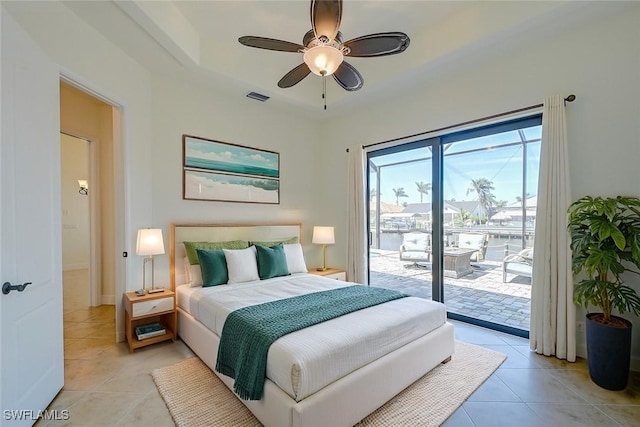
(184, 240, 249, 265)
(249, 236, 298, 248)
(255, 244, 290, 280)
(196, 249, 228, 287)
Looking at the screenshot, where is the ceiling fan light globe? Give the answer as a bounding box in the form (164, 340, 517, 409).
(303, 45, 343, 76)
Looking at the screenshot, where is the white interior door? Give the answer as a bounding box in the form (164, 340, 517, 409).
(1, 9, 64, 426)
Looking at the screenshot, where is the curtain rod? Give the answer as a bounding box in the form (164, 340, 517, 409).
(346, 94, 576, 152)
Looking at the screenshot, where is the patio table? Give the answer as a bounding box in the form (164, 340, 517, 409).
(442, 248, 475, 278)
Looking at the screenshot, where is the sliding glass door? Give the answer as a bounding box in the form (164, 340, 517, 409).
(368, 141, 435, 299)
(367, 115, 542, 336)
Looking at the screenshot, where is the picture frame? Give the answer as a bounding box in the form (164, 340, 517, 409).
(182, 134, 280, 204)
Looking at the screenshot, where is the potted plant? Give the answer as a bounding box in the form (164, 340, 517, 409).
(568, 195, 640, 390)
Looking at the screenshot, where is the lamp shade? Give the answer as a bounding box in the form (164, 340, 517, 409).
(312, 226, 335, 245)
(303, 45, 344, 76)
(136, 228, 165, 256)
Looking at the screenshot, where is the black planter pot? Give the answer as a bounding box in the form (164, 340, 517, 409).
(585, 313, 632, 391)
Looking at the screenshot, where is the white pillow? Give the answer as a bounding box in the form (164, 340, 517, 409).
(183, 257, 204, 287)
(183, 257, 191, 284)
(189, 265, 204, 288)
(283, 243, 307, 273)
(224, 246, 259, 284)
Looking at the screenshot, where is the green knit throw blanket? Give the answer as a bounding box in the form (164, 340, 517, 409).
(215, 285, 408, 400)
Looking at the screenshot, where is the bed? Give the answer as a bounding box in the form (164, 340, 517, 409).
(170, 223, 455, 427)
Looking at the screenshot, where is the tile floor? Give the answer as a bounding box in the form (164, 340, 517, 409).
(42, 270, 639, 426)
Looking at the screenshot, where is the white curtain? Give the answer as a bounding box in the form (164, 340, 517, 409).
(529, 95, 576, 362)
(347, 145, 367, 284)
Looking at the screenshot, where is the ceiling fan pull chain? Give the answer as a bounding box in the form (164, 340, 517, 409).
(323, 75, 327, 110)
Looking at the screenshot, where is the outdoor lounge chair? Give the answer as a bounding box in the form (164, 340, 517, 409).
(502, 247, 533, 282)
(399, 232, 431, 263)
(455, 232, 489, 262)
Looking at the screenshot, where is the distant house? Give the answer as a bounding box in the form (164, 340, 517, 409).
(491, 196, 537, 225)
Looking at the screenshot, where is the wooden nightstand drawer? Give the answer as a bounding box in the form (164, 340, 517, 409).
(324, 271, 346, 280)
(307, 268, 347, 281)
(132, 296, 174, 317)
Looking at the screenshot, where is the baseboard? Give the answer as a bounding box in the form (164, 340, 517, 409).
(116, 330, 126, 343)
(576, 342, 587, 360)
(101, 294, 115, 305)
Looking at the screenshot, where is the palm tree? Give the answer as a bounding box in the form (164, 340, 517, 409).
(495, 200, 508, 209)
(392, 187, 408, 205)
(466, 178, 496, 222)
(415, 181, 432, 203)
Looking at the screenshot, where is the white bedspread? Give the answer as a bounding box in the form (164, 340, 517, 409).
(177, 274, 446, 401)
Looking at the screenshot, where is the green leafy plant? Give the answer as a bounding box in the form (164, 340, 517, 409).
(568, 196, 640, 325)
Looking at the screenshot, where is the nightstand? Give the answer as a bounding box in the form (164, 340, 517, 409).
(123, 290, 177, 353)
(307, 268, 347, 281)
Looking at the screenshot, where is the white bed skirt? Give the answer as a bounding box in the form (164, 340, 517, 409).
(177, 307, 455, 427)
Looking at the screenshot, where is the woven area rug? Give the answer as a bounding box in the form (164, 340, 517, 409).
(152, 341, 505, 427)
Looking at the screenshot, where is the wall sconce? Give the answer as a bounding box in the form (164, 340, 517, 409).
(78, 179, 88, 196)
(312, 226, 335, 271)
(136, 228, 165, 294)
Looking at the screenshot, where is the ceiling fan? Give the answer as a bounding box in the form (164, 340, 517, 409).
(238, 0, 410, 96)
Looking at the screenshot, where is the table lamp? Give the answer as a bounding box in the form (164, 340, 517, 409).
(312, 226, 335, 271)
(136, 228, 165, 294)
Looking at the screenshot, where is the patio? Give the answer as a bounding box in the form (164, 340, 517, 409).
(370, 249, 531, 331)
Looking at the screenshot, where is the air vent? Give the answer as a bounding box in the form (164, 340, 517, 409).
(246, 92, 270, 102)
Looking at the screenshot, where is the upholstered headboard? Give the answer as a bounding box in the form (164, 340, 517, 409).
(170, 223, 302, 290)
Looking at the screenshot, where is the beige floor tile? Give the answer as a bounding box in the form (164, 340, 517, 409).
(63, 323, 100, 339)
(598, 404, 640, 426)
(44, 390, 86, 412)
(115, 389, 174, 427)
(63, 358, 126, 391)
(64, 337, 117, 360)
(46, 392, 146, 427)
(453, 325, 509, 345)
(551, 368, 640, 405)
(462, 401, 543, 427)
(467, 375, 522, 402)
(63, 310, 94, 323)
(484, 345, 542, 369)
(496, 368, 589, 404)
(512, 345, 589, 370)
(95, 363, 157, 394)
(441, 407, 475, 426)
(85, 310, 117, 324)
(528, 403, 621, 426)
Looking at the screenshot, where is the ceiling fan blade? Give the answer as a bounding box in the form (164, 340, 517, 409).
(343, 32, 410, 57)
(333, 61, 363, 92)
(311, 0, 342, 40)
(278, 63, 312, 88)
(239, 36, 304, 52)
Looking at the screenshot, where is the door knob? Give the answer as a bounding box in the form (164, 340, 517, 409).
(2, 282, 31, 295)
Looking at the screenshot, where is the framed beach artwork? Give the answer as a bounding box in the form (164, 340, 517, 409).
(182, 134, 280, 204)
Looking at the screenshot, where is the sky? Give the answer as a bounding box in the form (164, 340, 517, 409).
(369, 126, 542, 206)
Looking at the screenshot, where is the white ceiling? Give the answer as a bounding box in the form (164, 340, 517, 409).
(63, 1, 630, 118)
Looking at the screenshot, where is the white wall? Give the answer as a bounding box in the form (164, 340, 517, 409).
(150, 75, 326, 286)
(322, 6, 640, 366)
(60, 134, 90, 270)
